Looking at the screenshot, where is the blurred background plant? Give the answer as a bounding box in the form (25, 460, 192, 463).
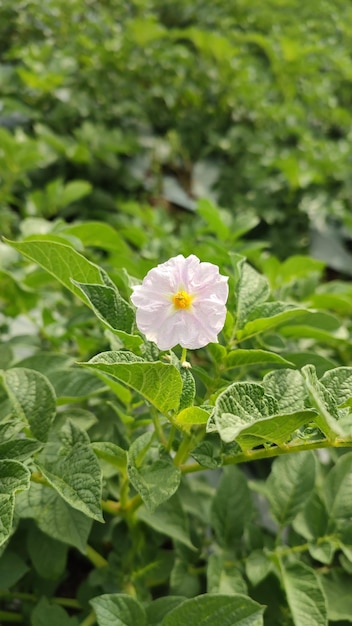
(1, 0, 352, 266)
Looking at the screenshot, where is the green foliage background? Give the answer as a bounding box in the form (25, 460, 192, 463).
(1, 1, 352, 625)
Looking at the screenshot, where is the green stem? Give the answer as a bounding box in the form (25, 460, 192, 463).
(152, 410, 167, 445)
(181, 347, 188, 364)
(85, 545, 108, 569)
(174, 434, 193, 466)
(166, 424, 176, 452)
(180, 437, 352, 474)
(0, 591, 81, 610)
(101, 499, 121, 515)
(0, 610, 22, 623)
(80, 611, 97, 626)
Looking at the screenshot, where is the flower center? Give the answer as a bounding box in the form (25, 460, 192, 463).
(172, 290, 193, 310)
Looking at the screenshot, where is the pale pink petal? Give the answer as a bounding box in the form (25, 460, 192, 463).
(131, 254, 229, 350)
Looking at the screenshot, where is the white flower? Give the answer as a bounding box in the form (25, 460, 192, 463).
(131, 254, 229, 350)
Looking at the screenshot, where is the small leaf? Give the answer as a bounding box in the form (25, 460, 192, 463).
(137, 494, 194, 550)
(211, 466, 253, 549)
(235, 261, 270, 329)
(323, 452, 352, 522)
(162, 593, 265, 626)
(92, 442, 127, 471)
(207, 553, 247, 594)
(36, 422, 103, 522)
(266, 452, 316, 526)
(225, 349, 293, 370)
(236, 410, 318, 451)
(175, 407, 209, 434)
(27, 525, 67, 580)
(0, 459, 31, 495)
(16, 483, 92, 553)
(47, 368, 106, 402)
(320, 367, 352, 406)
(280, 560, 327, 626)
(0, 550, 29, 590)
(302, 364, 344, 437)
(83, 351, 182, 413)
(72, 281, 134, 334)
(146, 597, 186, 626)
(263, 369, 306, 413)
(210, 382, 278, 443)
(178, 367, 196, 411)
(320, 571, 352, 622)
(128, 432, 181, 512)
(91, 593, 147, 626)
(2, 368, 56, 442)
(31, 596, 78, 626)
(0, 494, 15, 547)
(237, 303, 308, 341)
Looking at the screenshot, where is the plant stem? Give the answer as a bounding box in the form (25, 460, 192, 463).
(0, 591, 81, 610)
(166, 424, 176, 452)
(181, 347, 188, 365)
(0, 610, 22, 623)
(152, 410, 167, 445)
(85, 545, 108, 568)
(174, 434, 193, 466)
(80, 611, 97, 626)
(101, 499, 121, 515)
(180, 437, 352, 473)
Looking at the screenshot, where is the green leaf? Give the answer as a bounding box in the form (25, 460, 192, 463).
(207, 553, 247, 594)
(137, 494, 194, 550)
(263, 369, 306, 413)
(128, 432, 181, 512)
(175, 407, 209, 434)
(320, 571, 352, 622)
(235, 260, 270, 329)
(31, 596, 78, 626)
(245, 551, 272, 587)
(178, 367, 196, 411)
(211, 466, 253, 549)
(83, 351, 182, 414)
(91, 593, 147, 626)
(27, 525, 67, 580)
(323, 452, 352, 522)
(236, 410, 318, 451)
(13, 352, 74, 375)
(0, 550, 29, 590)
(46, 368, 106, 402)
(280, 560, 327, 626)
(302, 364, 344, 437)
(266, 452, 316, 526)
(210, 382, 278, 443)
(60, 221, 130, 253)
(320, 367, 352, 405)
(0, 439, 42, 461)
(5, 238, 107, 303)
(237, 303, 308, 341)
(146, 597, 186, 626)
(36, 422, 103, 522)
(0, 494, 14, 547)
(225, 349, 293, 370)
(60, 180, 92, 206)
(2, 368, 56, 442)
(92, 442, 127, 471)
(293, 494, 334, 564)
(196, 198, 230, 240)
(0, 459, 31, 495)
(162, 594, 265, 626)
(72, 280, 134, 333)
(16, 483, 92, 553)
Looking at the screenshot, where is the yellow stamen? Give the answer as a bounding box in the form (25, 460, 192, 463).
(172, 290, 193, 310)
